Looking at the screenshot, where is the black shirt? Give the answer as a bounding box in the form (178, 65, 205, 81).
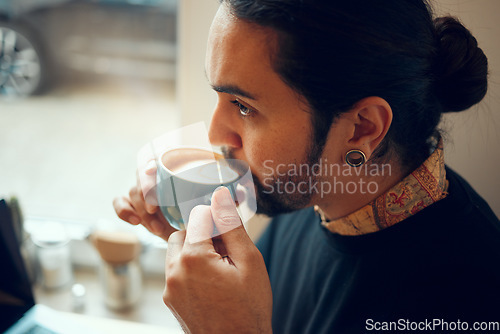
(256, 167, 500, 333)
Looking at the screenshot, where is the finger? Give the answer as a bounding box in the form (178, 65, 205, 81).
(167, 230, 186, 259)
(129, 186, 148, 216)
(138, 171, 159, 212)
(113, 196, 141, 225)
(143, 186, 159, 215)
(210, 187, 253, 262)
(145, 203, 158, 215)
(128, 186, 175, 241)
(144, 159, 157, 176)
(184, 205, 215, 248)
(211, 187, 242, 234)
(137, 167, 158, 209)
(148, 213, 177, 241)
(234, 184, 246, 206)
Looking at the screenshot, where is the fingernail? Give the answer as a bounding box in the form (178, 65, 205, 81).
(215, 186, 234, 207)
(145, 160, 157, 175)
(145, 203, 157, 214)
(130, 216, 141, 225)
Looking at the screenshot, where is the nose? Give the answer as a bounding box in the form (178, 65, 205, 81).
(208, 99, 243, 149)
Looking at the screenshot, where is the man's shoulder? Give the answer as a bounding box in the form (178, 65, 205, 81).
(270, 206, 317, 224)
(445, 166, 498, 219)
(265, 207, 318, 237)
(256, 207, 319, 254)
(436, 166, 500, 235)
(410, 166, 500, 264)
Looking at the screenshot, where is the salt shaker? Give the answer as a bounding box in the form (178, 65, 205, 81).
(31, 221, 73, 290)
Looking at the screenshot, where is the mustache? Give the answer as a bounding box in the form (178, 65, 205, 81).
(220, 146, 263, 187)
(221, 146, 235, 160)
(220, 147, 249, 177)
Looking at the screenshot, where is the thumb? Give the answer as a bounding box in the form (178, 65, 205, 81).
(210, 187, 253, 260)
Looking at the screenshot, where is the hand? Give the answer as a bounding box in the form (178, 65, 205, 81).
(163, 187, 273, 334)
(113, 165, 176, 242)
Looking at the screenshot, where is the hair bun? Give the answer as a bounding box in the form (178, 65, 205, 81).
(433, 16, 488, 112)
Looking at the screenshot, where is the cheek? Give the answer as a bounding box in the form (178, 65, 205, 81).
(243, 131, 308, 179)
(238, 108, 312, 175)
(244, 139, 275, 175)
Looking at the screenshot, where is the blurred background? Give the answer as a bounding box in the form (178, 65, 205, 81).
(0, 0, 499, 329)
(0, 0, 182, 225)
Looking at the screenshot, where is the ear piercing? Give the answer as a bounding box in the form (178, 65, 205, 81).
(345, 149, 366, 167)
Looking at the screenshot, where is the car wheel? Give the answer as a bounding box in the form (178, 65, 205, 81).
(0, 23, 46, 97)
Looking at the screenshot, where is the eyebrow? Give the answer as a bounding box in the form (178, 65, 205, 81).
(211, 84, 257, 100)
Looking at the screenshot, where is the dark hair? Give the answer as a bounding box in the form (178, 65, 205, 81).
(221, 0, 488, 169)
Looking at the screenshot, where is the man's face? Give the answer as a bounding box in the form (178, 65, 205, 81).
(205, 5, 343, 215)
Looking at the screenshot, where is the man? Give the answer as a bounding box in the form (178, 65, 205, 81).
(114, 1, 500, 333)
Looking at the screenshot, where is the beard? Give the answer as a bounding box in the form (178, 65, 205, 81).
(222, 140, 324, 217)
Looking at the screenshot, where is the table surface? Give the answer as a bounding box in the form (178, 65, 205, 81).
(34, 267, 182, 331)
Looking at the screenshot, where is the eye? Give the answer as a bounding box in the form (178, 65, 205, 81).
(230, 99, 255, 117)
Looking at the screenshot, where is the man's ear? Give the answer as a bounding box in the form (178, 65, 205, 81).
(346, 97, 393, 160)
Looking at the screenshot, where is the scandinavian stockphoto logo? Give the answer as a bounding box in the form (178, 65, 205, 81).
(136, 122, 257, 233)
(261, 159, 392, 198)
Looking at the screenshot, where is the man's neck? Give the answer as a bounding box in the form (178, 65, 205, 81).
(315, 161, 408, 221)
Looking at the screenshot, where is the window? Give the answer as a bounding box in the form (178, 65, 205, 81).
(1, 0, 180, 228)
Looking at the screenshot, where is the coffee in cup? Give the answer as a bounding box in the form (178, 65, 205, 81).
(156, 147, 245, 230)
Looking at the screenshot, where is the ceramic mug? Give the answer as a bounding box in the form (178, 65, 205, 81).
(156, 147, 247, 230)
